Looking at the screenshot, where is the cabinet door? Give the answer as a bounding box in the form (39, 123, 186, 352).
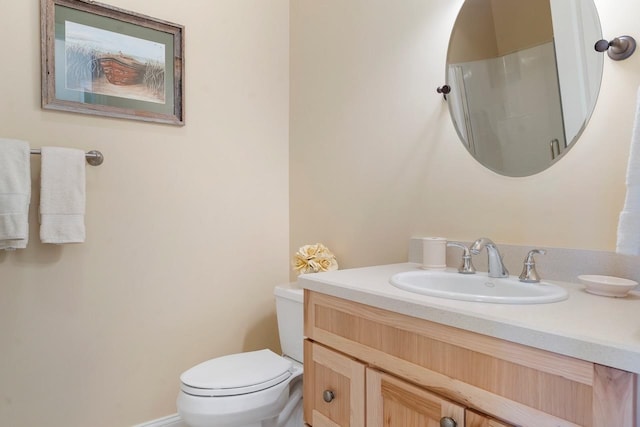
(466, 409, 514, 427)
(304, 340, 365, 426)
(367, 368, 465, 427)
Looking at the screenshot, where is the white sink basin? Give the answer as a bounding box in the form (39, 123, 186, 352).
(390, 270, 569, 304)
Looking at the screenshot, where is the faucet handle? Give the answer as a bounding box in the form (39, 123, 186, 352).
(519, 249, 546, 283)
(446, 242, 476, 274)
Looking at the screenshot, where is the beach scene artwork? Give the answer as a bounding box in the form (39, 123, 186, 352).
(64, 21, 166, 104)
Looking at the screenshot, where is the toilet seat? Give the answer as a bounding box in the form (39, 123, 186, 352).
(180, 349, 293, 397)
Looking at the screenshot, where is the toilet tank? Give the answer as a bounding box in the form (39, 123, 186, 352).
(274, 284, 304, 363)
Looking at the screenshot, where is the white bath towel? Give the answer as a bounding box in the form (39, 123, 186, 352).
(0, 139, 31, 250)
(617, 86, 640, 255)
(39, 147, 86, 244)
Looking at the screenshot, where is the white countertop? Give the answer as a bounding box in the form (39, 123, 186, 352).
(298, 263, 640, 374)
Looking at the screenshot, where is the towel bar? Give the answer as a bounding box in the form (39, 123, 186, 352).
(30, 149, 104, 166)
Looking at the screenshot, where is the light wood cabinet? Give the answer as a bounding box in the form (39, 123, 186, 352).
(303, 290, 637, 427)
(465, 410, 513, 427)
(304, 340, 365, 426)
(367, 368, 466, 427)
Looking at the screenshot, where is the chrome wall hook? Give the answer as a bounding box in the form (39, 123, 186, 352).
(595, 35, 636, 61)
(436, 85, 450, 101)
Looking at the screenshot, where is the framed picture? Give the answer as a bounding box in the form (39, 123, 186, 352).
(41, 0, 184, 125)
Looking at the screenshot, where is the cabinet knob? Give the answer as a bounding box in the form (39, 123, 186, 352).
(440, 417, 457, 427)
(323, 390, 335, 403)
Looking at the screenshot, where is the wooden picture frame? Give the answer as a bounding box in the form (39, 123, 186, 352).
(41, 0, 184, 125)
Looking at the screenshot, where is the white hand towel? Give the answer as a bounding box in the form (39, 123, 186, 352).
(626, 88, 640, 188)
(39, 147, 86, 244)
(617, 86, 640, 255)
(0, 139, 31, 250)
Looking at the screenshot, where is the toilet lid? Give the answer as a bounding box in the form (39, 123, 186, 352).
(180, 349, 293, 397)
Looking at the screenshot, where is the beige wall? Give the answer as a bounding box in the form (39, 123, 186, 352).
(0, 1, 289, 426)
(492, 0, 553, 56)
(446, 0, 553, 64)
(2, 0, 639, 426)
(290, 0, 640, 271)
(448, 0, 499, 63)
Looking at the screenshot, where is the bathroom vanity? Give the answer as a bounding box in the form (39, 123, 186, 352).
(299, 263, 639, 427)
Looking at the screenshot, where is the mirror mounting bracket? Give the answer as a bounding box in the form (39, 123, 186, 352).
(595, 35, 636, 61)
(436, 85, 450, 101)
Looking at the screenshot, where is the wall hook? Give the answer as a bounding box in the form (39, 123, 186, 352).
(595, 35, 636, 61)
(436, 85, 451, 101)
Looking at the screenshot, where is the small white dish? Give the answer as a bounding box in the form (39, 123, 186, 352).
(577, 275, 638, 298)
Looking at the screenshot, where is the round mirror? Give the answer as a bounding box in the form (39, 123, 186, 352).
(446, 0, 603, 177)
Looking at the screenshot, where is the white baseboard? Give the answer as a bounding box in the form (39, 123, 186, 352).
(132, 413, 185, 427)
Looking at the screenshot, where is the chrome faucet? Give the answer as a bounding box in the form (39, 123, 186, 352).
(446, 241, 476, 274)
(469, 238, 509, 278)
(519, 249, 546, 283)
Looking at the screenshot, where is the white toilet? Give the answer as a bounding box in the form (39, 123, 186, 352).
(177, 285, 304, 427)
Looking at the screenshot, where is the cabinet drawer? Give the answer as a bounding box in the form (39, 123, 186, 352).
(466, 409, 514, 427)
(367, 368, 465, 427)
(304, 340, 365, 426)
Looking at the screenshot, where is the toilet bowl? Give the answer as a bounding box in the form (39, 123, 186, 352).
(177, 285, 304, 427)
